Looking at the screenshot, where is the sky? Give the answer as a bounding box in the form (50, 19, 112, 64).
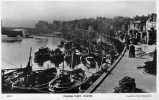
(1, 0, 156, 28)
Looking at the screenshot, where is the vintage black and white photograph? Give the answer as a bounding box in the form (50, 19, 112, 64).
(1, 0, 157, 94)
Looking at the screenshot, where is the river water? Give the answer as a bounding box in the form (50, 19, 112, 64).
(2, 36, 64, 70)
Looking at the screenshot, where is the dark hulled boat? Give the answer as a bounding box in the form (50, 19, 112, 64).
(48, 53, 105, 93)
(2, 48, 57, 93)
(2, 36, 117, 93)
(48, 69, 87, 93)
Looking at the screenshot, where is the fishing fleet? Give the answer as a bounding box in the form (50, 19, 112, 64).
(2, 39, 118, 93)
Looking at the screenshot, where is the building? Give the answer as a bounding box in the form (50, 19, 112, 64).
(146, 13, 157, 44)
(1, 28, 27, 42)
(129, 20, 146, 32)
(2, 28, 26, 37)
(128, 13, 156, 44)
(12, 28, 26, 37)
(146, 13, 156, 30)
(128, 20, 146, 43)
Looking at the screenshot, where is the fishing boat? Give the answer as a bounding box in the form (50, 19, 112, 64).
(80, 55, 103, 83)
(48, 48, 87, 93)
(48, 52, 103, 93)
(49, 69, 87, 93)
(2, 48, 57, 93)
(2, 32, 117, 93)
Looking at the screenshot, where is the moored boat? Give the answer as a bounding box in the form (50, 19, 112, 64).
(48, 68, 87, 93)
(2, 48, 57, 93)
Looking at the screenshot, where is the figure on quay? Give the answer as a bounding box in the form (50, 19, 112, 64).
(129, 42, 135, 58)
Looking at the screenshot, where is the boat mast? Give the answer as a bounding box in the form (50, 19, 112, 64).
(88, 26, 90, 54)
(70, 50, 74, 69)
(26, 47, 32, 72)
(62, 51, 65, 73)
(24, 47, 32, 86)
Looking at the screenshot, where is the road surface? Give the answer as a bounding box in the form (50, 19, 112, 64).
(94, 45, 156, 93)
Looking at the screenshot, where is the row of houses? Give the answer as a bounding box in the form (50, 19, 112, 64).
(128, 13, 157, 45)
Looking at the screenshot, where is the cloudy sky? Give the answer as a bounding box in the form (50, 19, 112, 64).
(1, 0, 156, 28)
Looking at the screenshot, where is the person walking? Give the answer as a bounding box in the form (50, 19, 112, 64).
(129, 43, 135, 58)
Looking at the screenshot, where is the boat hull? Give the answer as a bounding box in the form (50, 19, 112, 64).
(49, 69, 88, 93)
(2, 68, 57, 93)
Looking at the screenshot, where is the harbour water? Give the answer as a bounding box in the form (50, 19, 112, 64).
(1, 36, 64, 70)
